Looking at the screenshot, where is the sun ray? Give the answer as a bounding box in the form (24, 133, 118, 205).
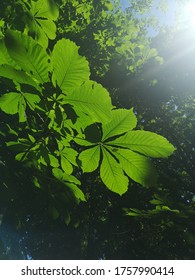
(183, 1, 195, 27)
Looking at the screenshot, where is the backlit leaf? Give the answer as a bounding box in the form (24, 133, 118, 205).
(100, 147, 128, 195)
(48, 154, 59, 168)
(102, 108, 137, 141)
(109, 147, 157, 186)
(0, 92, 22, 115)
(0, 92, 40, 121)
(60, 81, 113, 122)
(60, 148, 78, 175)
(61, 156, 73, 175)
(52, 39, 90, 92)
(25, 0, 59, 47)
(23, 93, 40, 110)
(66, 183, 86, 202)
(79, 146, 100, 172)
(0, 64, 39, 89)
(5, 30, 49, 83)
(73, 138, 95, 147)
(107, 130, 176, 158)
(0, 39, 17, 67)
(52, 168, 80, 185)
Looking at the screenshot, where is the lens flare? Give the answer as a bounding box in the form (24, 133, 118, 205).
(183, 2, 195, 27)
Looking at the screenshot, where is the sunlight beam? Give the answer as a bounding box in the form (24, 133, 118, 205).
(183, 2, 195, 27)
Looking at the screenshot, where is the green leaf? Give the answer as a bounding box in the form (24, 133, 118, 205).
(61, 156, 73, 175)
(124, 208, 143, 217)
(100, 147, 128, 195)
(5, 30, 49, 83)
(0, 92, 22, 114)
(60, 81, 113, 122)
(0, 64, 39, 89)
(18, 95, 26, 122)
(48, 154, 59, 168)
(109, 147, 157, 187)
(35, 0, 59, 21)
(108, 131, 176, 158)
(0, 39, 17, 67)
(150, 199, 164, 205)
(0, 19, 4, 28)
(26, 0, 59, 47)
(61, 148, 78, 165)
(60, 148, 78, 175)
(52, 167, 63, 180)
(52, 168, 80, 185)
(73, 138, 95, 147)
(102, 108, 137, 141)
(62, 173, 81, 186)
(0, 92, 40, 121)
(6, 140, 30, 152)
(72, 111, 95, 133)
(52, 39, 90, 92)
(23, 93, 41, 110)
(79, 146, 100, 172)
(66, 183, 86, 202)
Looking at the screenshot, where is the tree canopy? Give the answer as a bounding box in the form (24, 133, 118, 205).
(0, 0, 195, 260)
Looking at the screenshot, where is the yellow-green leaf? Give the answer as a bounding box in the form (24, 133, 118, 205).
(102, 108, 137, 141)
(109, 147, 157, 187)
(52, 39, 90, 92)
(100, 147, 128, 195)
(79, 146, 100, 172)
(5, 30, 49, 83)
(60, 81, 113, 122)
(108, 131, 176, 158)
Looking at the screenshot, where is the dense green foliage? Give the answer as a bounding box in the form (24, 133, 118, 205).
(0, 0, 174, 197)
(56, 0, 163, 76)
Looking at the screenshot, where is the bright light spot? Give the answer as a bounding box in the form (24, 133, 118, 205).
(183, 2, 195, 27)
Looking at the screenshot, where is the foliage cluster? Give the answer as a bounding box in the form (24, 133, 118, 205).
(0, 0, 174, 201)
(58, 0, 165, 76)
(1, 0, 191, 260)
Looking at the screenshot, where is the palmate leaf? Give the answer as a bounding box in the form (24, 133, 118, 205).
(100, 147, 128, 195)
(60, 81, 113, 122)
(25, 0, 59, 47)
(79, 146, 100, 172)
(102, 108, 137, 141)
(76, 106, 175, 194)
(52, 39, 90, 92)
(5, 30, 49, 83)
(107, 147, 157, 187)
(107, 130, 176, 158)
